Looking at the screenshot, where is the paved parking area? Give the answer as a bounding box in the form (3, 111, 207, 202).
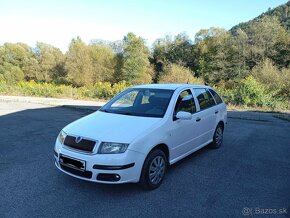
(0, 102, 289, 218)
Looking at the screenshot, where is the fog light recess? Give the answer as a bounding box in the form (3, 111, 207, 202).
(97, 173, 121, 182)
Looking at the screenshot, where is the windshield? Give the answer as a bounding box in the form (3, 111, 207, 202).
(100, 88, 174, 118)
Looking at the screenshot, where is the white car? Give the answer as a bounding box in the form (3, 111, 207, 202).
(54, 84, 227, 190)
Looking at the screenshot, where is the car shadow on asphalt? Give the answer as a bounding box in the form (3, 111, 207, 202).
(0, 104, 145, 194)
(1, 104, 289, 196)
(0, 103, 215, 194)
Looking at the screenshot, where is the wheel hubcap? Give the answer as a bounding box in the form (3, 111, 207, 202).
(215, 127, 223, 146)
(149, 156, 165, 185)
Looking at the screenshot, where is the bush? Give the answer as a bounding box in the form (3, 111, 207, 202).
(212, 82, 236, 104)
(250, 59, 290, 98)
(112, 80, 128, 95)
(0, 80, 129, 100)
(94, 82, 114, 99)
(213, 76, 289, 110)
(92, 81, 129, 99)
(159, 64, 204, 84)
(235, 76, 272, 107)
(0, 79, 288, 111)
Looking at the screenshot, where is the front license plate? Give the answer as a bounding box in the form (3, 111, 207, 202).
(59, 154, 86, 171)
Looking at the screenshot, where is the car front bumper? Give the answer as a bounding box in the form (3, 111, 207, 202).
(54, 141, 146, 184)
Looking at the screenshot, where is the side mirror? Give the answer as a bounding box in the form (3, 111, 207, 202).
(176, 111, 192, 120)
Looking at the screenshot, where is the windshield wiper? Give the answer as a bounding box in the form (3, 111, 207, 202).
(116, 111, 134, 116)
(101, 109, 134, 116)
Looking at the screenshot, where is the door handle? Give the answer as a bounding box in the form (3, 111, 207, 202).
(215, 110, 219, 114)
(196, 117, 201, 122)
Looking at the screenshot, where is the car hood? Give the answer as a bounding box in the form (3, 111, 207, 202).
(63, 111, 162, 143)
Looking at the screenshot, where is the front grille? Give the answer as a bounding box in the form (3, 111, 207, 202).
(64, 135, 96, 152)
(60, 164, 92, 179)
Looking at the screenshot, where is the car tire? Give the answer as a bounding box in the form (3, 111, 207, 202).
(209, 123, 224, 149)
(139, 149, 167, 190)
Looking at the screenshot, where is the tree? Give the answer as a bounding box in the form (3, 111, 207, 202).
(34, 42, 65, 83)
(152, 33, 195, 82)
(112, 53, 124, 83)
(244, 16, 289, 69)
(194, 28, 231, 83)
(216, 28, 251, 85)
(23, 57, 40, 81)
(0, 43, 30, 68)
(0, 43, 34, 83)
(65, 38, 94, 86)
(121, 32, 152, 85)
(89, 42, 115, 83)
(0, 62, 24, 83)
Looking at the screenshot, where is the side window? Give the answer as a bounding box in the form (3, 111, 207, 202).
(209, 89, 223, 104)
(193, 88, 216, 110)
(174, 89, 196, 114)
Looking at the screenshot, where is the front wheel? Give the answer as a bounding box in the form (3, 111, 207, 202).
(139, 149, 167, 190)
(209, 123, 224, 149)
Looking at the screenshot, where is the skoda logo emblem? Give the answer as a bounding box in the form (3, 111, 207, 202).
(75, 136, 82, 143)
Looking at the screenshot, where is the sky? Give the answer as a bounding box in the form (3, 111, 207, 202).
(0, 0, 287, 52)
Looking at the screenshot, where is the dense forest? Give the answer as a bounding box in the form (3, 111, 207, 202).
(0, 2, 289, 110)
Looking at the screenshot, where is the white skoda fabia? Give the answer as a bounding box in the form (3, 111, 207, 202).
(54, 84, 227, 190)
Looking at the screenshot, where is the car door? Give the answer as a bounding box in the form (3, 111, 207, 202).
(208, 88, 227, 124)
(169, 89, 202, 161)
(192, 88, 217, 145)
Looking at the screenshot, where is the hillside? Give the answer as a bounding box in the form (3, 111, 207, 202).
(231, 1, 290, 33)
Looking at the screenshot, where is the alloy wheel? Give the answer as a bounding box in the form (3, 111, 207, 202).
(215, 126, 223, 147)
(149, 156, 165, 185)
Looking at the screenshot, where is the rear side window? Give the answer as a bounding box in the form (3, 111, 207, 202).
(209, 89, 223, 104)
(193, 88, 216, 110)
(174, 89, 196, 114)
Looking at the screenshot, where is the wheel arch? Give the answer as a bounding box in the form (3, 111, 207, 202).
(148, 143, 170, 164)
(217, 120, 225, 130)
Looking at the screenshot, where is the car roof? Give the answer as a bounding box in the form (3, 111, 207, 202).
(133, 83, 209, 90)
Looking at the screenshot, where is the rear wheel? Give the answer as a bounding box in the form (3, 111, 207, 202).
(209, 123, 224, 149)
(139, 149, 167, 190)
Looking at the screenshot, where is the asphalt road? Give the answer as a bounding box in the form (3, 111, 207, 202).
(0, 102, 290, 218)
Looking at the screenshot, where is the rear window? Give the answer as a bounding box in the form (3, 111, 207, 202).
(209, 89, 223, 104)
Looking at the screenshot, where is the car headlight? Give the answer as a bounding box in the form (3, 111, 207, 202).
(57, 130, 66, 144)
(98, 142, 129, 154)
